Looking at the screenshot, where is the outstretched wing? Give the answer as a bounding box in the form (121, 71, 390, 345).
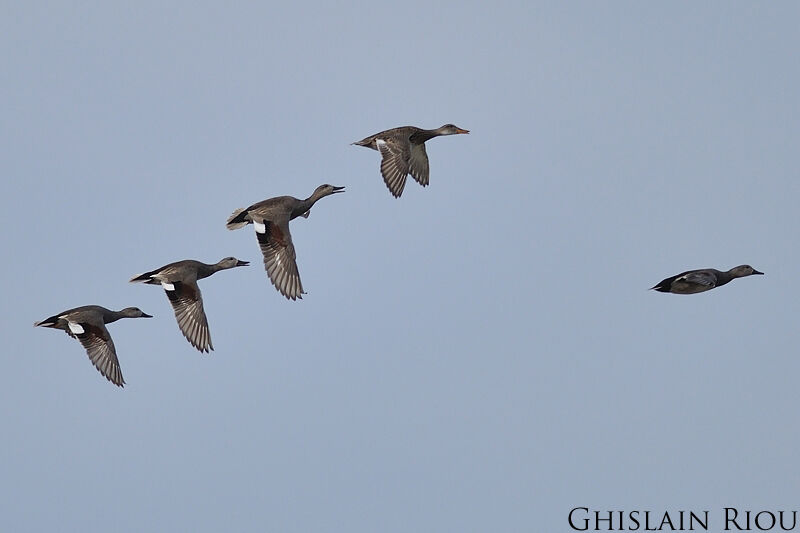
(408, 142, 430, 187)
(376, 138, 410, 198)
(254, 219, 304, 300)
(163, 281, 213, 353)
(73, 322, 125, 387)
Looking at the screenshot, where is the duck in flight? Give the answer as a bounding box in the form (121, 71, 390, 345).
(130, 257, 249, 352)
(226, 184, 345, 300)
(651, 265, 764, 294)
(34, 305, 152, 387)
(353, 124, 469, 198)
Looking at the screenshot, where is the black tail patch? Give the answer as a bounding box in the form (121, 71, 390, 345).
(229, 209, 248, 224)
(650, 277, 676, 292)
(34, 314, 61, 328)
(130, 269, 161, 284)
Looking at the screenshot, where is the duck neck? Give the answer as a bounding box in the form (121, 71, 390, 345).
(106, 310, 127, 324)
(291, 194, 320, 219)
(716, 270, 734, 287)
(197, 263, 218, 279)
(410, 128, 442, 143)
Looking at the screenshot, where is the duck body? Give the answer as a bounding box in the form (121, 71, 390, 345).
(132, 259, 219, 285)
(354, 126, 446, 150)
(651, 265, 764, 294)
(34, 305, 152, 387)
(353, 124, 469, 198)
(130, 257, 249, 353)
(226, 184, 345, 300)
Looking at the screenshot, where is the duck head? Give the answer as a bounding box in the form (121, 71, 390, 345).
(730, 265, 764, 278)
(120, 307, 153, 318)
(218, 257, 250, 269)
(437, 124, 470, 135)
(313, 184, 346, 198)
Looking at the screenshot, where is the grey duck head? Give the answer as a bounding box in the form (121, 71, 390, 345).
(313, 184, 346, 199)
(436, 124, 470, 135)
(217, 256, 250, 269)
(120, 307, 153, 318)
(730, 265, 764, 278)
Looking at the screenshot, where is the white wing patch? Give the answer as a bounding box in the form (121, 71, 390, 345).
(254, 220, 266, 234)
(161, 281, 175, 291)
(68, 322, 84, 335)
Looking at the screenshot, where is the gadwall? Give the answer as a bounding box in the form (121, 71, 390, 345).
(353, 124, 469, 198)
(130, 257, 249, 352)
(651, 265, 764, 294)
(34, 305, 152, 387)
(226, 184, 344, 300)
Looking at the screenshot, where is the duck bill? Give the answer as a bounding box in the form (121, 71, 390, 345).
(331, 186, 346, 194)
(753, 269, 764, 275)
(236, 260, 250, 267)
(141, 313, 153, 318)
(456, 128, 470, 134)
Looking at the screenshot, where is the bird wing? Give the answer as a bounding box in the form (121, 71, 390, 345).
(74, 322, 125, 387)
(408, 142, 430, 187)
(675, 271, 717, 288)
(376, 138, 410, 198)
(254, 218, 305, 300)
(164, 280, 213, 353)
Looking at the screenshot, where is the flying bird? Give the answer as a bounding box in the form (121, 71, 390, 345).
(130, 257, 249, 352)
(226, 184, 345, 300)
(353, 124, 469, 198)
(34, 305, 152, 387)
(651, 265, 764, 294)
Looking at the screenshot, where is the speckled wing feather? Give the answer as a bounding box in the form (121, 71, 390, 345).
(74, 323, 125, 387)
(255, 219, 304, 300)
(408, 142, 430, 187)
(165, 281, 213, 353)
(376, 138, 410, 198)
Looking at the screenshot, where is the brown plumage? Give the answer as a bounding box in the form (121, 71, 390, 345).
(130, 257, 249, 353)
(651, 265, 764, 294)
(226, 184, 345, 300)
(353, 124, 469, 197)
(34, 305, 152, 387)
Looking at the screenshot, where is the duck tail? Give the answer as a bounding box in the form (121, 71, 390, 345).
(650, 281, 671, 292)
(226, 208, 249, 230)
(129, 269, 159, 284)
(352, 136, 374, 148)
(34, 314, 60, 328)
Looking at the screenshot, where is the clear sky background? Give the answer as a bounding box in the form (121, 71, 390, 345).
(2, 2, 799, 532)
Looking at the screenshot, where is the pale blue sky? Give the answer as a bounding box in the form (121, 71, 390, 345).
(2, 2, 799, 532)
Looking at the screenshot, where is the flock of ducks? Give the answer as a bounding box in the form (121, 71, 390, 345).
(34, 123, 764, 387)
